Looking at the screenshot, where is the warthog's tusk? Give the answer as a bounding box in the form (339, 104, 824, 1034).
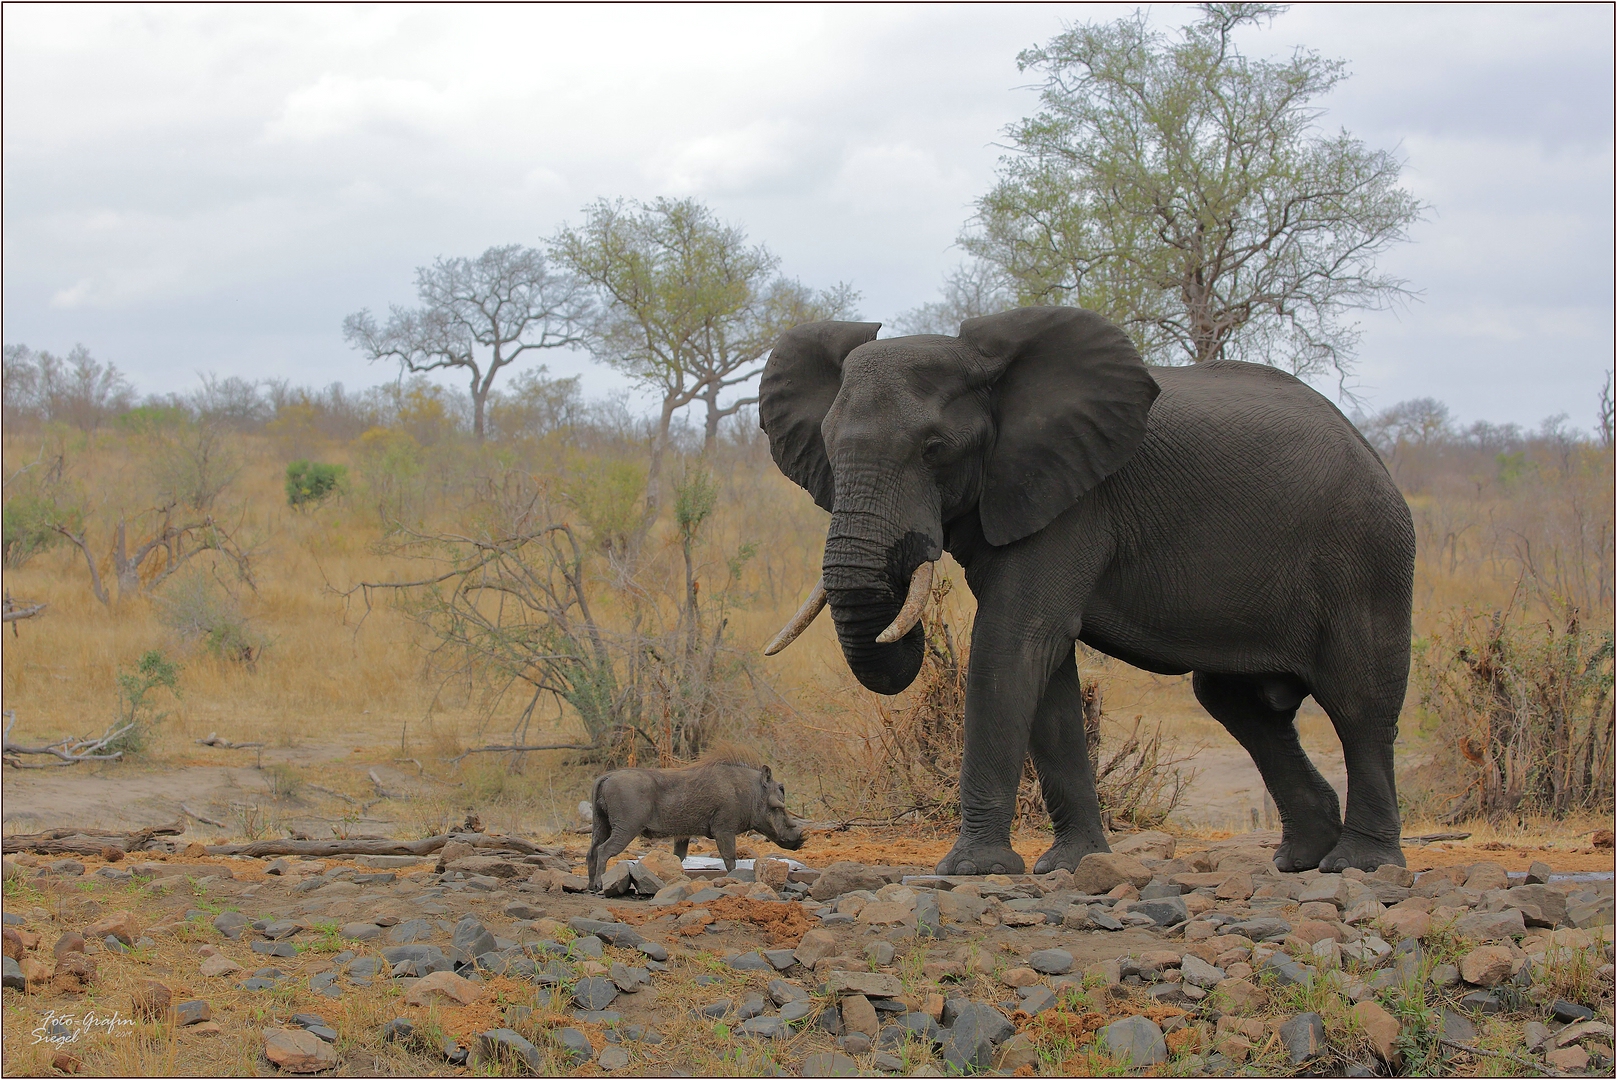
(763, 578, 827, 656)
(875, 561, 935, 644)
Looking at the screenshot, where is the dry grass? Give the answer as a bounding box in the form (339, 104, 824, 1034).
(3, 413, 1612, 839)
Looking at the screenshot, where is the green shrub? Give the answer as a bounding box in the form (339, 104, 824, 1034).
(156, 572, 265, 664)
(285, 459, 347, 508)
(1, 492, 76, 567)
(110, 650, 181, 754)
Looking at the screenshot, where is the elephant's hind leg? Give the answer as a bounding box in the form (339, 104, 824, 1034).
(1193, 672, 1341, 872)
(1028, 649, 1109, 873)
(1311, 669, 1406, 873)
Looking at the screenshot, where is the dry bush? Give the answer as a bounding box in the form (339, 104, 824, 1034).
(840, 577, 1197, 830)
(1410, 597, 1614, 823)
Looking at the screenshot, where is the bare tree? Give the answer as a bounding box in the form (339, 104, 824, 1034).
(343, 245, 591, 441)
(1, 344, 133, 431)
(892, 261, 1016, 336)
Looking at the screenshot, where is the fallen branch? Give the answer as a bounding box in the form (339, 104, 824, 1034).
(1403, 831, 1473, 845)
(3, 711, 133, 765)
(181, 803, 227, 828)
(306, 784, 357, 805)
(2, 819, 185, 856)
(196, 733, 265, 750)
(1438, 1039, 1555, 1075)
(447, 741, 596, 765)
(2, 601, 47, 623)
(368, 769, 409, 800)
(202, 831, 563, 858)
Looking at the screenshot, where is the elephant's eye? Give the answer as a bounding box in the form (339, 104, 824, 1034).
(922, 438, 948, 464)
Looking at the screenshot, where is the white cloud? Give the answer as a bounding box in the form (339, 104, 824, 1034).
(265, 74, 457, 142)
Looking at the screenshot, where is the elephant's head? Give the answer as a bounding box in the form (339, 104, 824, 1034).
(757, 307, 1159, 695)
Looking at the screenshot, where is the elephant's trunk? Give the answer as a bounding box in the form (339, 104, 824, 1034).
(821, 514, 932, 695)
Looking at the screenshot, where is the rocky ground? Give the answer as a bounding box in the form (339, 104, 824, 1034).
(2, 830, 1613, 1077)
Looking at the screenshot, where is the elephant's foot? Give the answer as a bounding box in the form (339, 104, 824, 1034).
(1032, 837, 1108, 875)
(936, 839, 1024, 877)
(1319, 830, 1405, 874)
(1272, 823, 1342, 873)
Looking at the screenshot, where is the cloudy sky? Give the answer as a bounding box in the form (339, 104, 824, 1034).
(4, 4, 1612, 431)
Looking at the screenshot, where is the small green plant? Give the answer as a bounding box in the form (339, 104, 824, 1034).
(285, 459, 347, 508)
(109, 649, 181, 754)
(265, 763, 302, 801)
(156, 572, 265, 665)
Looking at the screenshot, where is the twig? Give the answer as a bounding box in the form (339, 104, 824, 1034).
(181, 803, 227, 828)
(306, 784, 357, 805)
(201, 831, 561, 858)
(448, 741, 595, 765)
(196, 733, 265, 750)
(1403, 831, 1473, 845)
(1438, 1039, 1557, 1075)
(2, 600, 47, 624)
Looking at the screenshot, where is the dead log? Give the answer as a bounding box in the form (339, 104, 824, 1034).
(2, 819, 185, 856)
(1, 601, 47, 623)
(201, 831, 564, 859)
(3, 710, 133, 765)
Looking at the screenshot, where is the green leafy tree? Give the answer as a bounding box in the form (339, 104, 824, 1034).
(284, 460, 347, 508)
(552, 197, 856, 539)
(963, 3, 1424, 380)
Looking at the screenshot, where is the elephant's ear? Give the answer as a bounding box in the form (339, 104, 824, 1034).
(759, 321, 881, 512)
(961, 307, 1159, 547)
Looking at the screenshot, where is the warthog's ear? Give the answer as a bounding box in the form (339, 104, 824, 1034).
(758, 765, 773, 782)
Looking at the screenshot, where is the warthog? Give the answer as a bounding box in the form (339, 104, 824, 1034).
(586, 747, 806, 890)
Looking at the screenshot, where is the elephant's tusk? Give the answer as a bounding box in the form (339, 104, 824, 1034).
(875, 561, 935, 644)
(763, 578, 827, 656)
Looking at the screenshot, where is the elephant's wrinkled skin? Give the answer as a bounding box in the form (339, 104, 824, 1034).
(758, 308, 1414, 875)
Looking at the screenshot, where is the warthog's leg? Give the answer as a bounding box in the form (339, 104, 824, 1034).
(588, 825, 640, 891)
(714, 831, 737, 872)
(673, 838, 690, 860)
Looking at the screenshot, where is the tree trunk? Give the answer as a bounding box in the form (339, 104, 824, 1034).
(702, 380, 721, 455)
(471, 373, 488, 441)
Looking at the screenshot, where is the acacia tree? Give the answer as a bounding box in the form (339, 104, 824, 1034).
(963, 3, 1424, 379)
(342, 245, 590, 440)
(551, 197, 855, 531)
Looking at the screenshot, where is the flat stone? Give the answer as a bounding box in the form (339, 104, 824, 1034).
(1353, 999, 1402, 1065)
(761, 947, 796, 970)
(597, 1044, 631, 1071)
(1261, 952, 1312, 987)
(339, 923, 380, 941)
(260, 920, 301, 940)
(213, 912, 249, 938)
(251, 941, 297, 958)
(1280, 1012, 1326, 1065)
(381, 1018, 413, 1042)
(2, 956, 26, 991)
(1552, 999, 1596, 1022)
(1100, 1015, 1167, 1066)
(1028, 948, 1073, 975)
(802, 1051, 860, 1076)
(174, 1000, 212, 1026)
(262, 1027, 337, 1073)
(781, 999, 815, 1025)
(568, 935, 604, 959)
(1181, 954, 1225, 989)
(841, 995, 878, 1038)
(1133, 895, 1190, 927)
(939, 1002, 1014, 1073)
(1525, 861, 1553, 886)
(769, 978, 809, 1005)
(826, 970, 905, 998)
(739, 1016, 786, 1038)
(473, 1028, 541, 1071)
(1226, 916, 1292, 941)
(1017, 986, 1058, 1015)
(637, 941, 669, 962)
(404, 970, 484, 1006)
(1452, 908, 1525, 941)
(386, 919, 436, 944)
(1073, 853, 1154, 895)
(566, 917, 645, 949)
(1459, 945, 1513, 987)
(727, 951, 772, 971)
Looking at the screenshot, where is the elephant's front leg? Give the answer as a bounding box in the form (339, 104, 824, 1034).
(935, 638, 1062, 877)
(1028, 649, 1109, 873)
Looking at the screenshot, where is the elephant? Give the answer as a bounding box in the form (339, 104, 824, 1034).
(757, 307, 1414, 876)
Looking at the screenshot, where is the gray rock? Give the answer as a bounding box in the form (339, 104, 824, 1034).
(3, 956, 25, 991)
(769, 978, 808, 1005)
(763, 948, 797, 970)
(1452, 908, 1525, 941)
(551, 1027, 594, 1061)
(386, 919, 436, 944)
(897, 1013, 944, 1042)
(567, 917, 646, 949)
(728, 951, 772, 971)
(781, 1000, 815, 1024)
(610, 962, 651, 993)
(348, 956, 383, 978)
(1440, 1008, 1476, 1058)
(915, 889, 941, 937)
(212, 911, 249, 939)
(866, 941, 896, 965)
(260, 920, 301, 940)
(1140, 883, 1184, 900)
(172, 1000, 211, 1026)
(340, 922, 381, 941)
(574, 1010, 622, 1025)
(939, 1002, 1013, 1072)
(474, 1028, 541, 1071)
(1225, 916, 1292, 941)
(572, 976, 619, 1011)
(627, 862, 664, 895)
(1180, 954, 1225, 989)
(382, 1018, 413, 1042)
(1279, 1012, 1326, 1065)
(1552, 999, 1596, 1022)
(598, 1044, 632, 1070)
(239, 977, 278, 991)
(1090, 907, 1125, 931)
(688, 887, 726, 904)
(739, 1017, 786, 1038)
(250, 940, 297, 957)
(702, 1000, 734, 1019)
(837, 1033, 872, 1054)
(802, 1051, 861, 1076)
(1018, 986, 1058, 1015)
(1428, 963, 1460, 988)
(1261, 952, 1312, 987)
(737, 992, 767, 1019)
(440, 1038, 468, 1066)
(452, 916, 498, 960)
(1525, 861, 1553, 886)
(1100, 1015, 1167, 1066)
(570, 935, 605, 959)
(637, 941, 669, 962)
(1029, 948, 1073, 975)
(600, 861, 634, 897)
